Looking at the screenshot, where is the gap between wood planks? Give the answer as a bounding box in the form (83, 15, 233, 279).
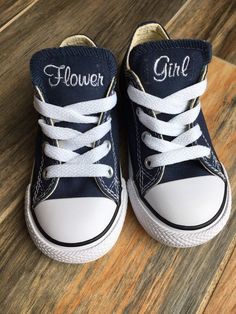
(165, 0, 191, 29)
(0, 0, 39, 33)
(199, 237, 236, 314)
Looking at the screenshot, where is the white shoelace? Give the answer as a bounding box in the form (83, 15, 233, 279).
(127, 80, 210, 168)
(34, 93, 117, 179)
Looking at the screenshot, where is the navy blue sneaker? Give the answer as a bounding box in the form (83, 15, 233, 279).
(25, 35, 127, 263)
(122, 22, 231, 247)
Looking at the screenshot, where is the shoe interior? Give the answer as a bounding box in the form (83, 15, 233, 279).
(126, 23, 169, 69)
(60, 34, 96, 47)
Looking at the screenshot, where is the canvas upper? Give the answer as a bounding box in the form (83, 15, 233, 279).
(29, 36, 122, 245)
(122, 22, 228, 229)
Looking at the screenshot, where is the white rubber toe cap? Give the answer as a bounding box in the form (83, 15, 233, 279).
(34, 197, 117, 243)
(144, 175, 225, 227)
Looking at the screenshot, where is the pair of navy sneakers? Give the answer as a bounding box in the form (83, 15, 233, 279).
(25, 23, 231, 263)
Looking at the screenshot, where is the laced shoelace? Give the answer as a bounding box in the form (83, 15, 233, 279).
(127, 79, 210, 168)
(34, 93, 117, 179)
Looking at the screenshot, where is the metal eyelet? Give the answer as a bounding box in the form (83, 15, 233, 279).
(136, 107, 141, 116)
(144, 158, 152, 169)
(107, 167, 114, 178)
(104, 140, 111, 152)
(42, 141, 49, 153)
(42, 168, 49, 180)
(141, 131, 150, 142)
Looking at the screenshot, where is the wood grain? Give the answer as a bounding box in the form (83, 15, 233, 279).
(0, 0, 37, 29)
(204, 246, 236, 314)
(0, 1, 235, 313)
(166, 0, 236, 64)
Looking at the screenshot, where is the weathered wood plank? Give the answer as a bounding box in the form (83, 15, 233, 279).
(0, 56, 235, 314)
(204, 246, 236, 314)
(166, 0, 236, 64)
(0, 0, 37, 29)
(0, 1, 235, 313)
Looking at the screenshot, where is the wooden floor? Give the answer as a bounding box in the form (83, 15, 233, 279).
(0, 1, 235, 313)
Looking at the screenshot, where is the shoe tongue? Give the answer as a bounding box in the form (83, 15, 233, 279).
(129, 39, 212, 97)
(30, 46, 116, 106)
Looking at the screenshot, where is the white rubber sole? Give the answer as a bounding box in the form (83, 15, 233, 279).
(128, 166, 231, 248)
(25, 178, 128, 263)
